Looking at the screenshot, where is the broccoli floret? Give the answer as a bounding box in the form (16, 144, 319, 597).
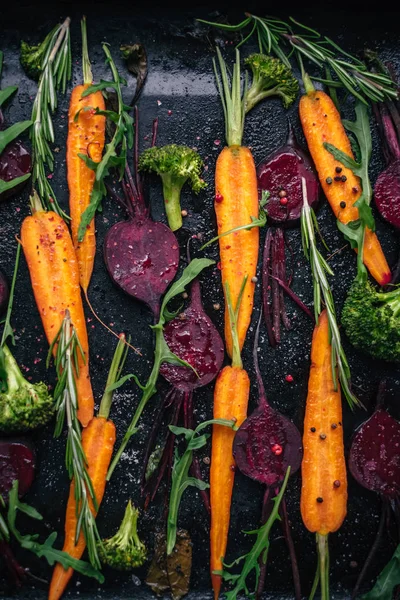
(0, 345, 54, 432)
(139, 144, 206, 231)
(244, 53, 299, 113)
(20, 26, 56, 80)
(98, 500, 147, 571)
(341, 279, 400, 362)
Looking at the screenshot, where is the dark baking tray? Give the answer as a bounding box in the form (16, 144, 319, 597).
(1, 4, 400, 599)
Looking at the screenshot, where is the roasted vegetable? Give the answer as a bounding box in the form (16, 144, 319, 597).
(0, 438, 35, 499)
(342, 279, 400, 362)
(245, 53, 299, 112)
(0, 345, 53, 433)
(98, 501, 147, 570)
(139, 143, 206, 231)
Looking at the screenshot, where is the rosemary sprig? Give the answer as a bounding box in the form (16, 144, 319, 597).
(77, 44, 134, 242)
(198, 14, 397, 104)
(48, 311, 102, 569)
(300, 177, 361, 410)
(29, 17, 72, 217)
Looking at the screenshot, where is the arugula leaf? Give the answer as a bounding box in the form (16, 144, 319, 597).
(216, 467, 291, 599)
(0, 85, 18, 108)
(0, 120, 32, 154)
(5, 481, 104, 583)
(160, 259, 215, 325)
(0, 172, 31, 195)
(362, 544, 400, 600)
(166, 419, 237, 555)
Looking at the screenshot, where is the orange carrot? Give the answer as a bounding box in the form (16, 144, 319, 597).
(67, 17, 105, 295)
(20, 194, 94, 427)
(48, 417, 115, 600)
(299, 81, 391, 286)
(210, 278, 250, 599)
(49, 334, 127, 600)
(213, 48, 259, 358)
(300, 309, 347, 600)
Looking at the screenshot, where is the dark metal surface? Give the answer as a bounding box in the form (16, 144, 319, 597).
(1, 5, 400, 599)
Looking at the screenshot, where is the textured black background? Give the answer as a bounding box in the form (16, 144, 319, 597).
(1, 3, 400, 599)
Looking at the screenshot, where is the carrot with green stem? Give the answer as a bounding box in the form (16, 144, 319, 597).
(300, 310, 348, 600)
(67, 16, 105, 295)
(210, 276, 250, 599)
(49, 324, 129, 600)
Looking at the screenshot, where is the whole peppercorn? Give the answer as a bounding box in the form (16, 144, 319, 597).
(335, 166, 342, 173)
(334, 176, 342, 182)
(310, 427, 316, 433)
(320, 433, 327, 440)
(341, 175, 347, 182)
(340, 201, 346, 209)
(316, 497, 324, 503)
(333, 480, 341, 488)
(326, 177, 333, 185)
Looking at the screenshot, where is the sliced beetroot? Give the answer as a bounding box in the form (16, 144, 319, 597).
(160, 279, 224, 388)
(0, 438, 36, 499)
(257, 125, 319, 227)
(104, 108, 179, 319)
(143, 272, 224, 512)
(0, 141, 32, 202)
(349, 408, 400, 498)
(234, 404, 302, 488)
(374, 159, 400, 229)
(0, 268, 8, 315)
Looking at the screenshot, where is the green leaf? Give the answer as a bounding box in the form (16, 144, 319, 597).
(0, 120, 32, 154)
(81, 79, 119, 96)
(323, 142, 360, 173)
(160, 259, 215, 324)
(0, 172, 31, 195)
(105, 372, 145, 392)
(362, 544, 400, 600)
(0, 85, 17, 107)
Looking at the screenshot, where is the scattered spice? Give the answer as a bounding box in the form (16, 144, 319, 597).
(340, 201, 346, 209)
(333, 480, 341, 488)
(279, 189, 287, 198)
(335, 166, 342, 173)
(334, 176, 342, 182)
(341, 175, 347, 182)
(319, 433, 327, 440)
(213, 303, 220, 311)
(251, 276, 258, 283)
(280, 197, 288, 206)
(215, 193, 223, 203)
(285, 374, 294, 383)
(271, 443, 283, 456)
(181, 209, 188, 217)
(331, 423, 338, 430)
(310, 427, 316, 433)
(316, 497, 324, 503)
(326, 177, 333, 185)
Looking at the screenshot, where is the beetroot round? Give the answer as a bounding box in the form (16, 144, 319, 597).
(0, 268, 8, 315)
(160, 279, 224, 389)
(257, 125, 319, 227)
(374, 159, 400, 229)
(0, 438, 36, 499)
(104, 109, 179, 319)
(0, 140, 32, 202)
(349, 408, 400, 498)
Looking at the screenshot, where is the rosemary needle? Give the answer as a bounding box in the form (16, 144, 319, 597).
(49, 311, 102, 569)
(300, 177, 362, 411)
(30, 17, 72, 218)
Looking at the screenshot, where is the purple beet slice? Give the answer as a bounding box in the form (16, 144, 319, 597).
(0, 268, 8, 315)
(104, 107, 179, 319)
(233, 314, 303, 487)
(0, 438, 36, 499)
(349, 408, 400, 498)
(160, 279, 225, 388)
(257, 125, 319, 227)
(0, 141, 32, 202)
(374, 159, 400, 229)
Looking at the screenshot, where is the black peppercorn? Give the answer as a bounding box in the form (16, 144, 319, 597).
(310, 427, 316, 432)
(334, 176, 342, 182)
(326, 177, 333, 185)
(340, 201, 346, 208)
(331, 423, 338, 429)
(335, 166, 342, 173)
(333, 480, 341, 488)
(341, 175, 347, 182)
(320, 433, 327, 440)
(316, 497, 324, 503)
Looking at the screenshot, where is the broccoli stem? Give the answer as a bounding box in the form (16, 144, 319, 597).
(113, 501, 140, 549)
(160, 174, 185, 231)
(1, 345, 26, 394)
(376, 288, 400, 317)
(245, 85, 282, 114)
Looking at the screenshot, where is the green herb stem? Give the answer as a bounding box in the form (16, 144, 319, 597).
(30, 17, 72, 217)
(316, 533, 330, 600)
(225, 277, 247, 369)
(1, 243, 21, 348)
(213, 47, 246, 147)
(300, 177, 361, 410)
(81, 17, 93, 85)
(50, 311, 102, 569)
(98, 334, 129, 419)
(106, 259, 215, 480)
